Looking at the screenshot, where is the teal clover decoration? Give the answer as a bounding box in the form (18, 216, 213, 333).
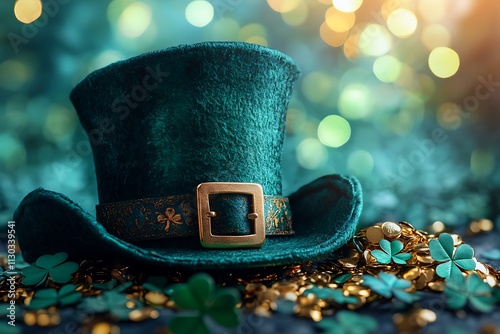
(317, 311, 377, 334)
(361, 273, 419, 304)
(304, 285, 358, 305)
(444, 272, 495, 313)
(28, 284, 81, 310)
(143, 276, 171, 295)
(371, 239, 412, 265)
(429, 233, 475, 279)
(21, 252, 79, 287)
(169, 273, 241, 334)
(79, 290, 142, 320)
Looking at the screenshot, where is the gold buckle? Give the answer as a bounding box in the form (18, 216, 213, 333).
(196, 182, 265, 248)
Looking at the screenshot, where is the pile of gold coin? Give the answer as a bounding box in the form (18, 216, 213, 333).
(0, 219, 497, 333)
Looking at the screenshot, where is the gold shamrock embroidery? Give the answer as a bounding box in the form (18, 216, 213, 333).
(157, 208, 183, 232)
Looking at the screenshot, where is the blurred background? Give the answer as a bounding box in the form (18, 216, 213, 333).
(1, 0, 499, 230)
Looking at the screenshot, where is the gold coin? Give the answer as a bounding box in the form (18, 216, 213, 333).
(428, 281, 445, 292)
(450, 234, 462, 246)
(145, 291, 167, 305)
(403, 266, 421, 280)
(91, 322, 120, 334)
(344, 284, 371, 298)
(271, 282, 299, 294)
(24, 312, 36, 326)
(338, 249, 360, 268)
(413, 243, 430, 253)
(366, 226, 384, 244)
(381, 222, 402, 238)
(417, 309, 437, 323)
(485, 275, 498, 288)
(416, 255, 434, 264)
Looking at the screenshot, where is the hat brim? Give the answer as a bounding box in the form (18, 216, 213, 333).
(14, 175, 362, 269)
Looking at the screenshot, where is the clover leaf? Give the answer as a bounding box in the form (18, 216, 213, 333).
(304, 285, 358, 305)
(444, 273, 495, 313)
(28, 283, 81, 310)
(317, 311, 377, 334)
(371, 239, 412, 265)
(333, 273, 352, 284)
(361, 273, 419, 304)
(79, 290, 141, 320)
(21, 252, 79, 287)
(143, 276, 171, 294)
(429, 233, 475, 279)
(92, 279, 133, 292)
(169, 273, 240, 334)
(481, 249, 500, 261)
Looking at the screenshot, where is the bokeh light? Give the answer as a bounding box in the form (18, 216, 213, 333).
(386, 9, 418, 38)
(437, 102, 462, 130)
(347, 150, 374, 177)
(14, 0, 42, 24)
(267, 0, 300, 13)
(471, 149, 495, 178)
(332, 0, 363, 13)
(318, 115, 351, 147)
(0, 60, 30, 91)
(359, 24, 392, 56)
(418, 0, 446, 22)
(281, 0, 308, 26)
(185, 0, 214, 28)
(325, 7, 355, 33)
(320, 23, 349, 47)
(428, 47, 460, 78)
(0, 134, 27, 171)
(43, 106, 77, 143)
(118, 2, 152, 38)
(296, 138, 328, 169)
(301, 72, 337, 104)
(421, 24, 451, 50)
(373, 55, 402, 83)
(239, 23, 268, 46)
(339, 84, 372, 119)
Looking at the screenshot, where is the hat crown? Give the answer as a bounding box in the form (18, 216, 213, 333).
(70, 42, 300, 204)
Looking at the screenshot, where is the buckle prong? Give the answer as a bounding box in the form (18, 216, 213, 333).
(196, 182, 265, 248)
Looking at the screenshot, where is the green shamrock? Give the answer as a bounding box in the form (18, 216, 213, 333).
(317, 311, 377, 334)
(92, 279, 133, 292)
(333, 273, 352, 284)
(429, 233, 475, 279)
(361, 273, 419, 304)
(143, 276, 171, 294)
(371, 239, 411, 265)
(169, 273, 240, 334)
(304, 285, 358, 305)
(28, 284, 81, 309)
(481, 249, 500, 261)
(79, 290, 141, 320)
(444, 273, 495, 313)
(21, 252, 79, 287)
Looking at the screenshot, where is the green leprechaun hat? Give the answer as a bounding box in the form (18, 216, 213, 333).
(14, 42, 362, 269)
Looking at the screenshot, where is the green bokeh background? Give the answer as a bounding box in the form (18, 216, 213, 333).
(1, 0, 499, 230)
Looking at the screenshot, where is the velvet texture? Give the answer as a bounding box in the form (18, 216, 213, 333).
(14, 42, 363, 268)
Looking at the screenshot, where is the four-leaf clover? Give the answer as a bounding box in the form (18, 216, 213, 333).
(21, 252, 79, 287)
(444, 273, 495, 313)
(371, 239, 412, 265)
(169, 273, 240, 334)
(317, 311, 377, 334)
(429, 233, 475, 279)
(361, 273, 419, 304)
(28, 284, 81, 309)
